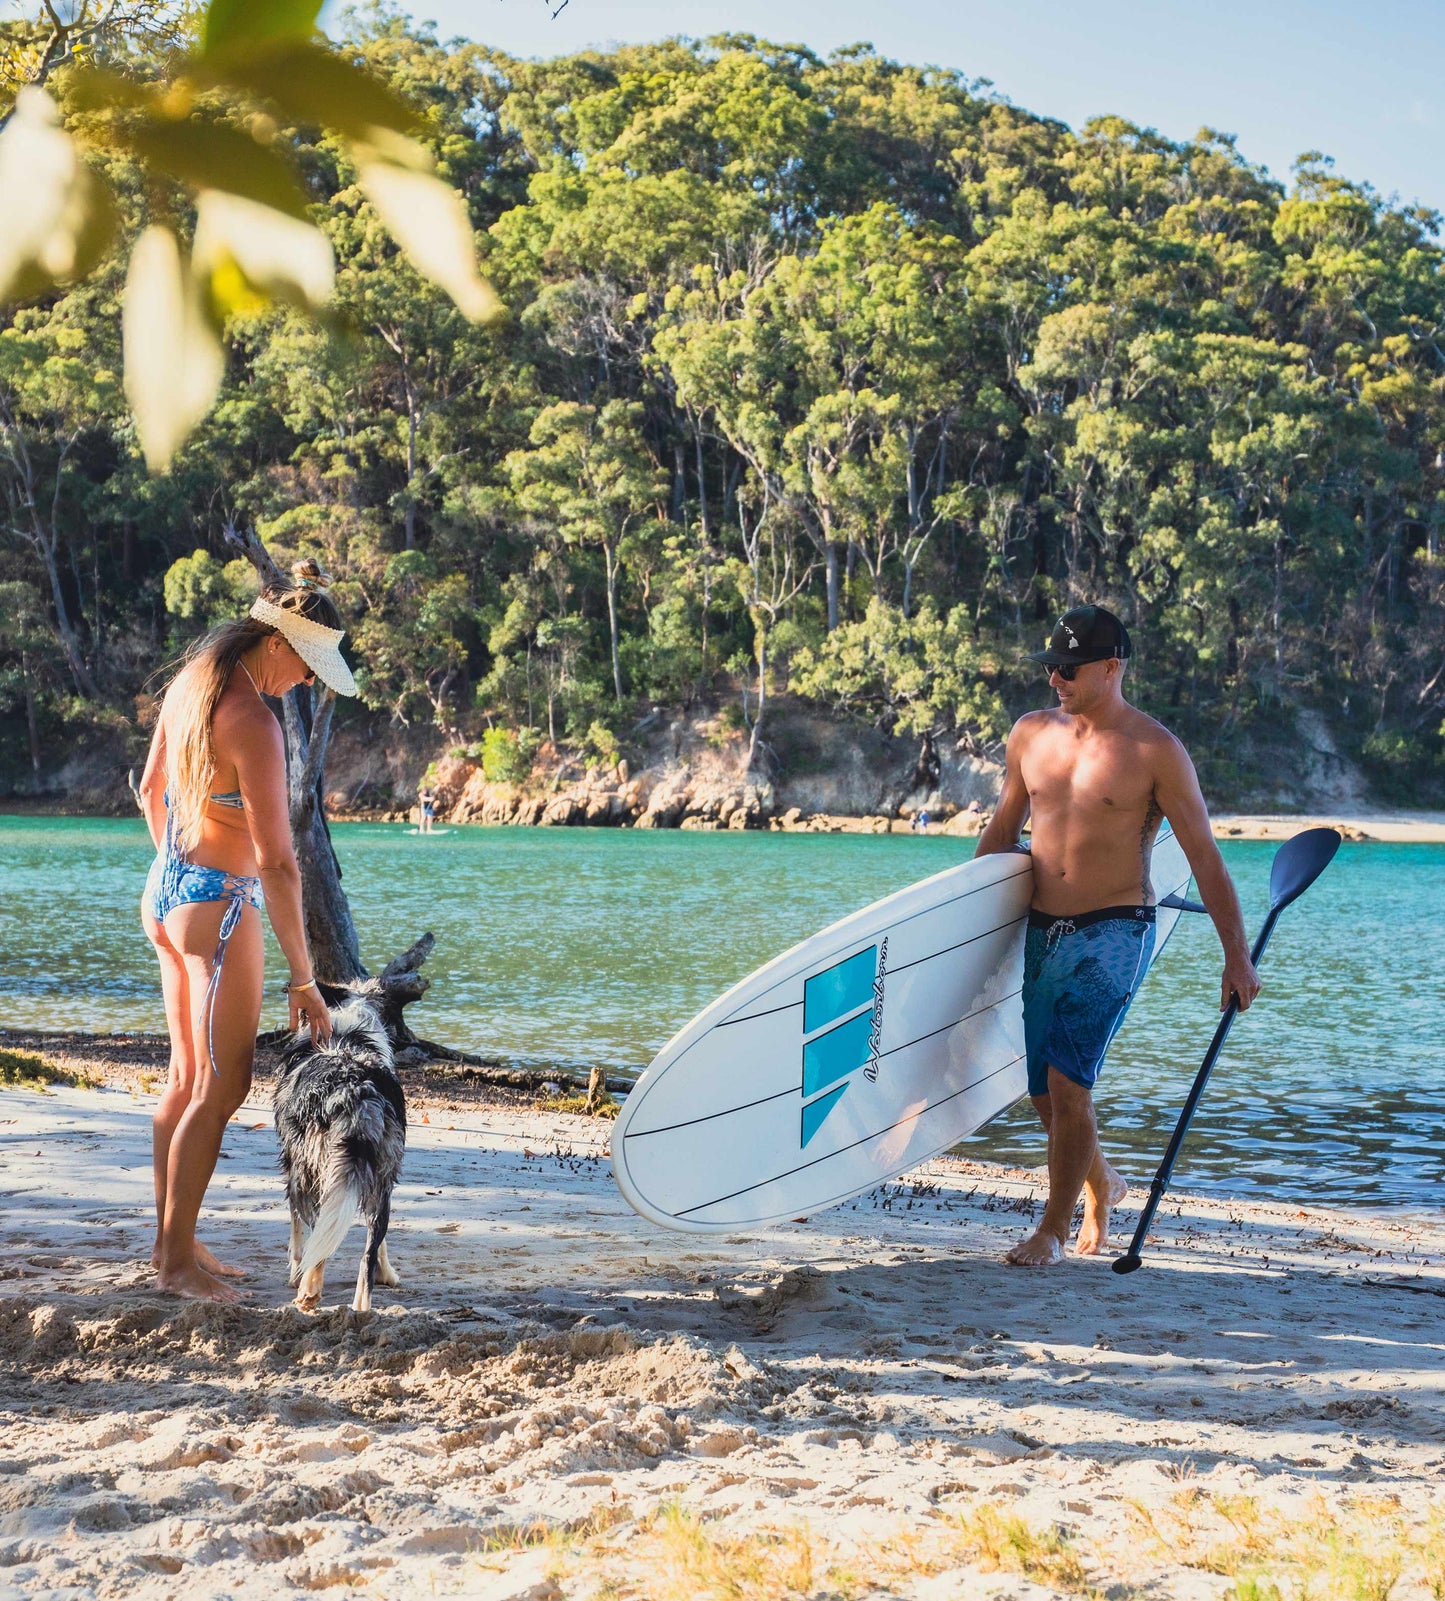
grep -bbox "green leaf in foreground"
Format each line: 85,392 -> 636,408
203,41 -> 426,141
121,116 -> 313,220
123,226 -> 226,472
356,147 -> 500,322
193,188 -> 335,311
202,0 -> 323,60
0,89 -> 116,303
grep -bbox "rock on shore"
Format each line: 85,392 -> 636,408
393,705 -> 1003,836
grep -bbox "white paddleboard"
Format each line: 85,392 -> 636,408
612,827 -> 1192,1232
405,827 -> 452,836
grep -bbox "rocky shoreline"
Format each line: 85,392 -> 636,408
334,748 -> 991,837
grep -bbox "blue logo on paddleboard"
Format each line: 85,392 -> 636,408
800,940 -> 887,1148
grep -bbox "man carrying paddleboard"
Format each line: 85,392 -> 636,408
975,605 -> 1260,1268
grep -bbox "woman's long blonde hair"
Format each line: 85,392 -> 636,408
162,558 -> 342,855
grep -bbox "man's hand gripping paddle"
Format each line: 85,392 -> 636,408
1113,827 -> 1342,1276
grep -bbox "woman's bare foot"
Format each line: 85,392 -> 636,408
155,1260 -> 245,1303
151,1241 -> 246,1279
193,1241 -> 247,1279
1077,1169 -> 1129,1255
1005,1226 -> 1067,1266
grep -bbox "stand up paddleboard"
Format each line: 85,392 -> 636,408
612,826 -> 1192,1232
404,827 -> 452,836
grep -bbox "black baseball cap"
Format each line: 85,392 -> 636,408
1028,605 -> 1132,667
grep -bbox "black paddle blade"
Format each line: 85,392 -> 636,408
1268,827 -> 1342,914
1112,1254 -> 1142,1275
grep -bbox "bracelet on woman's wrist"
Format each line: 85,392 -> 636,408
285,976 -> 317,992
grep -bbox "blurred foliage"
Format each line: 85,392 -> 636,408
1,21 -> 1443,802
478,723 -> 539,785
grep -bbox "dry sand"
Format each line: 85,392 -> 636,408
2,1050 -> 1443,1600
1209,812 -> 1445,843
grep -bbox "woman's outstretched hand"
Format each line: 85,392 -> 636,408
288,980 -> 333,1046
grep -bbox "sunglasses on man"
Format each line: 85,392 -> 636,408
1048,657 -> 1119,682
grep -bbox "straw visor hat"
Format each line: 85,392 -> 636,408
249,596 -> 357,696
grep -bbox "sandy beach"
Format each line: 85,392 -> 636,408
1,1041 -> 1442,1600
1209,813 -> 1445,844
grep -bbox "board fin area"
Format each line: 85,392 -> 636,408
801,1082 -> 850,1147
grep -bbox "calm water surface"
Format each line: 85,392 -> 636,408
1,816 -> 1439,1209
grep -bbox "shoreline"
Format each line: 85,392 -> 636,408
5,800 -> 1445,842
2,1040 -> 1443,1598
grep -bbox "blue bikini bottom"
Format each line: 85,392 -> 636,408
143,851 -> 263,1076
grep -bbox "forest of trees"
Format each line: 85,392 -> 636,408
2,8 -> 1443,802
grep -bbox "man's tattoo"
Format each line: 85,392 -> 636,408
1140,794 -> 1161,901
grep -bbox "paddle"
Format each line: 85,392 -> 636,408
1112,826 -> 1342,1276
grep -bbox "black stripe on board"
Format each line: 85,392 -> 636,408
626,984 -> 1026,1143
715,909 -> 1028,1031
675,1054 -> 1025,1219
623,1083 -> 799,1140
715,863 -> 1032,1029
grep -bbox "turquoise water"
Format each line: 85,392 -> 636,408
1,816 -> 1439,1208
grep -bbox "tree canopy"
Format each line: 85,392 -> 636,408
2,18 -> 1442,801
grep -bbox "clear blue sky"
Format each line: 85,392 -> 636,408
347,0 -> 1445,217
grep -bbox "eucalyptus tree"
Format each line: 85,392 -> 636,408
504,399 -> 666,705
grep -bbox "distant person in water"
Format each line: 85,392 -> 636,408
913,809 -> 930,834
418,783 -> 436,834
137,559 -> 356,1303
974,605 -> 1259,1267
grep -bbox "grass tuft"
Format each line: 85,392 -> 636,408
0,1048 -> 97,1091
539,1090 -> 620,1119
467,1493 -> 1443,1601
951,1504 -> 1103,1596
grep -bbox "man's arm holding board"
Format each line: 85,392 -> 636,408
1152,734 -> 1261,1011
974,716 -> 1036,857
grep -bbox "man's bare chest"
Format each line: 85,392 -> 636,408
1023,735 -> 1156,822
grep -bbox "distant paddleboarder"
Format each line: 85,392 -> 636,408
418,783 -> 436,834
975,605 -> 1260,1267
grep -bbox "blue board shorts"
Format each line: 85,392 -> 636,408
1022,906 -> 1156,1097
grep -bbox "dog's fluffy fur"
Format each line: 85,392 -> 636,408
273,988 -> 407,1312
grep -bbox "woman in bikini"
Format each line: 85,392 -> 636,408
137,559 -> 356,1303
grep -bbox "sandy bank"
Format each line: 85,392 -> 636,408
1211,812 -> 1445,843
2,1048 -> 1442,1600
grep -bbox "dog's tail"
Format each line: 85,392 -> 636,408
292,1177 -> 360,1284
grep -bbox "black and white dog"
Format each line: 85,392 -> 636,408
273,985 -> 407,1313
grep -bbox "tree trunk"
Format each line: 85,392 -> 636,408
283,683 -> 366,983
222,519 -> 435,1011
21,652 -> 40,774
825,542 -> 840,632
746,622 -> 767,773
39,542 -> 96,698
604,538 -> 624,704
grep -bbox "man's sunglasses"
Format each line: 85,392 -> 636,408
1048,657 -> 1115,681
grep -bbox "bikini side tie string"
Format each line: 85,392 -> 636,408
200,882 -> 249,1077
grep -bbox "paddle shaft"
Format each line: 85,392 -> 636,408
1117,903 -> 1284,1266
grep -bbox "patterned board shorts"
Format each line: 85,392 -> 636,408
1022,905 -> 1156,1096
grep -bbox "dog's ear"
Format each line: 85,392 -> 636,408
315,979 -> 350,1009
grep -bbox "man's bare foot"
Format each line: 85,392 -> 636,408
151,1241 -> 246,1279
1077,1169 -> 1129,1255
1005,1227 -> 1067,1267
155,1261 -> 245,1303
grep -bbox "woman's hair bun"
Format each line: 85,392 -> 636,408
291,557 -> 333,593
